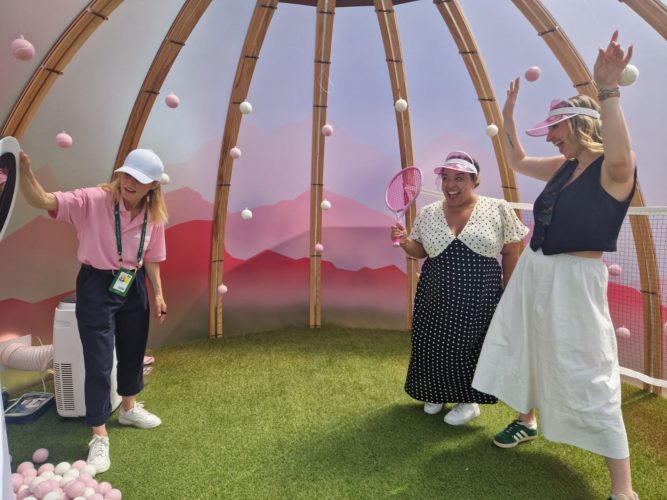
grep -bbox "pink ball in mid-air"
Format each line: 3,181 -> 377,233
615,326 -> 631,338
314,243 -> 324,253
230,147 -> 242,159
11,37 -> 35,61
524,66 -> 541,82
608,264 -> 622,276
165,93 -> 180,108
218,284 -> 228,295
321,124 -> 334,136
55,131 -> 73,148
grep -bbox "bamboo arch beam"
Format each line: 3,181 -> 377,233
620,0 -> 667,41
1,0 -> 122,138
309,0 -> 336,328
112,0 -> 212,173
433,0 -> 519,204
209,0 -> 279,338
374,0 -> 418,328
513,0 -> 663,394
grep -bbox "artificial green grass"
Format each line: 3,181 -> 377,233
7,327 -> 667,499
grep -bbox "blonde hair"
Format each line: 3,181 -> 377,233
565,95 -> 604,154
100,177 -> 168,225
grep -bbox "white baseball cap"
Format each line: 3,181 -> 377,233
116,149 -> 167,184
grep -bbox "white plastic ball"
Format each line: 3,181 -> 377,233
394,98 -> 408,112
314,243 -> 324,253
485,124 -> 499,137
54,462 -> 71,475
165,93 -> 180,108
608,264 -> 622,276
615,326 -> 631,338
43,492 -> 64,500
321,124 -> 334,136
81,464 -> 97,477
241,208 -> 253,220
230,147 -> 242,159
320,200 -> 331,210
55,131 -> 73,148
29,476 -> 46,492
160,173 -> 170,185
39,470 -> 54,480
83,486 -> 96,497
218,284 -> 228,295
239,100 -> 252,114
618,64 -> 638,86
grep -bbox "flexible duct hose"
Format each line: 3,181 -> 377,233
0,343 -> 53,372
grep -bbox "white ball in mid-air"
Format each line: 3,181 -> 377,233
394,99 -> 408,112
618,64 -> 638,86
320,200 -> 331,210
321,124 -> 334,136
615,326 -> 631,338
230,147 -> 242,159
314,243 -> 324,253
239,100 -> 253,114
241,208 -> 253,220
485,124 -> 499,137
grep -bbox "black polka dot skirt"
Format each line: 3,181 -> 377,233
405,239 -> 500,404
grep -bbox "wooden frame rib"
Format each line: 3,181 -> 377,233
374,0 -> 418,328
209,0 -> 279,338
1,0 -> 122,138
513,0 -> 663,394
309,0 -> 336,328
112,0 -> 213,173
433,0 -> 519,204
620,0 -> 667,41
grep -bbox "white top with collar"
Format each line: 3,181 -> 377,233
409,196 -> 529,258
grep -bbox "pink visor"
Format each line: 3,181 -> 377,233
526,99 -> 600,137
433,150 -> 477,175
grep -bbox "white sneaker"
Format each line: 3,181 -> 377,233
423,402 -> 443,414
118,402 -> 162,429
443,403 -> 480,426
87,435 -> 110,474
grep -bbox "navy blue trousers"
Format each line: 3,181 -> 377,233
75,265 -> 149,427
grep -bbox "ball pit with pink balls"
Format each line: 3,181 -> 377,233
10,448 -> 123,499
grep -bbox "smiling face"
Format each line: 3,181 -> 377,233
119,173 -> 155,209
546,120 -> 584,159
440,170 -> 476,208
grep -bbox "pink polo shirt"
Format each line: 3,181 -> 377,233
50,187 -> 166,270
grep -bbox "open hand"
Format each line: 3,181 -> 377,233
594,31 -> 633,88
502,77 -> 520,122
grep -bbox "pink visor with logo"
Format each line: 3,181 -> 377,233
433,150 -> 477,175
526,99 -> 600,137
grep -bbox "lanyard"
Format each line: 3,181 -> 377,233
114,201 -> 148,269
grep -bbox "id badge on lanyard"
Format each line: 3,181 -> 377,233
110,201 -> 147,297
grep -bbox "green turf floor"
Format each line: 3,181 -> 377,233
7,327 -> 667,499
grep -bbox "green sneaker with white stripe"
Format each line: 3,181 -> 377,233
493,419 -> 538,448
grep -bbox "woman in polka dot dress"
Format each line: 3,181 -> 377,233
391,151 -> 528,425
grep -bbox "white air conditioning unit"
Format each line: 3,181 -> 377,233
53,297 -> 121,417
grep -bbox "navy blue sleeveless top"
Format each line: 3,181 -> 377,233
530,156 -> 636,255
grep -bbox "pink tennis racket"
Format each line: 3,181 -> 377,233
385,166 -> 422,247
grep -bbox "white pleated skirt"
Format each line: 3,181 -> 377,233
472,248 -> 629,459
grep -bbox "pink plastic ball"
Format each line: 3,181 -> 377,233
22,469 -> 37,483
106,488 -> 123,499
37,462 -> 54,474
89,494 -> 105,500
615,326 -> 631,338
72,460 -> 87,471
218,284 -> 228,295
55,131 -> 73,148
165,93 -> 180,108
314,243 -> 324,253
321,124 -> 334,136
230,147 -> 242,159
34,479 -> 56,498
17,487 -> 32,500
65,479 -> 86,498
17,462 -> 35,475
524,66 -> 541,82
11,473 -> 23,492
11,37 -> 35,61
96,482 -> 112,495
608,264 -> 622,276
663,322 -> 667,336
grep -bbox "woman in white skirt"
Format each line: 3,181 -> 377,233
472,32 -> 638,500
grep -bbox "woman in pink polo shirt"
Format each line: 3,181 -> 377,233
19,148 -> 168,474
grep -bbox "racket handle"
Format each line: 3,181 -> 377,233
392,236 -> 401,247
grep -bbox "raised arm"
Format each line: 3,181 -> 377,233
19,151 -> 58,212
595,31 -> 636,196
501,77 -> 563,182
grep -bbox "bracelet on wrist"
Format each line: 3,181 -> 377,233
597,86 -> 620,101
